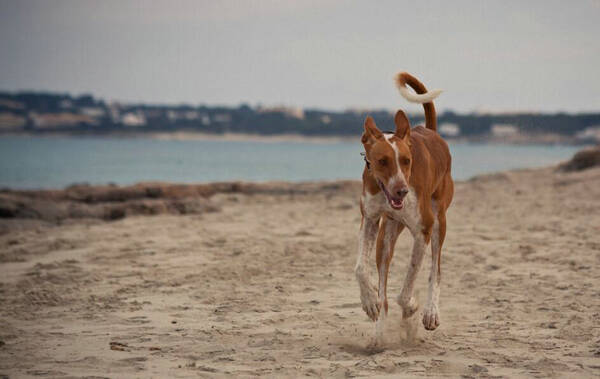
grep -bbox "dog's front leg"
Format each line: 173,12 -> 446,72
375,218 -> 403,341
354,215 -> 380,321
397,232 -> 428,319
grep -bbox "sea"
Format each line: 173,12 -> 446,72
0,135 -> 582,189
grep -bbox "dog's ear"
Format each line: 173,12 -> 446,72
361,116 -> 383,145
394,110 -> 411,141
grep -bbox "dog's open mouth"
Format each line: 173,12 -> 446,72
377,180 -> 404,210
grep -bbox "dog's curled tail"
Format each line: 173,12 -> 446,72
395,72 -> 442,132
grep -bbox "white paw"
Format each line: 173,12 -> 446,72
422,305 -> 440,331
359,284 -> 380,322
397,295 -> 419,319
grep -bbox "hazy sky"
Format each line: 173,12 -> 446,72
1,0 -> 599,113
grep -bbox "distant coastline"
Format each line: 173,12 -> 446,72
1,91 -> 600,145
0,129 -> 590,146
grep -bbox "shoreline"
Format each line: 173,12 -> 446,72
0,163 -> 574,193
0,159 -> 583,225
0,165 -> 557,193
0,130 -> 590,146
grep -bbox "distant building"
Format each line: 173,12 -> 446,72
30,112 -> 98,128
200,114 -> 210,125
320,115 -> 331,125
213,113 -> 231,123
258,106 -> 305,119
107,102 -> 121,123
286,107 -> 305,120
166,110 -> 197,121
184,110 -> 199,120
491,124 -> 519,137
166,110 -> 178,122
345,107 -> 371,115
80,106 -> 106,118
121,112 -> 146,127
0,112 -> 26,130
59,99 -> 73,109
0,98 -> 25,110
575,126 -> 600,143
439,123 -> 460,137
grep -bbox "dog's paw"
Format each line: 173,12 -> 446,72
359,284 -> 380,322
397,295 -> 419,319
422,305 -> 440,331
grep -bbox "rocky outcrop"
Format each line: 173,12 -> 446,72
0,180 -> 360,222
559,145 -> 600,172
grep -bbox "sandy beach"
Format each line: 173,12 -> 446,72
1,163 -> 599,378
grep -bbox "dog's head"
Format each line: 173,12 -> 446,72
361,110 -> 412,210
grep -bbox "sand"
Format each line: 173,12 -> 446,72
1,165 -> 599,378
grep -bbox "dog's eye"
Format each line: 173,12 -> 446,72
402,158 -> 411,165
378,158 -> 387,166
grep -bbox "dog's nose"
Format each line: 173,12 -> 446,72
397,188 -> 409,199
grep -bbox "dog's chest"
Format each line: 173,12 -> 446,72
363,189 -> 421,232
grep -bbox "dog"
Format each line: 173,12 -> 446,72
354,72 -> 453,338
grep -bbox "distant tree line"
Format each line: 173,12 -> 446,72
1,91 -> 599,137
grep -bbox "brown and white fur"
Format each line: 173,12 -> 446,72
354,72 -> 454,339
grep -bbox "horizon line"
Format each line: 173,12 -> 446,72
1,88 -> 599,116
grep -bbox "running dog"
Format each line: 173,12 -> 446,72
354,72 -> 453,337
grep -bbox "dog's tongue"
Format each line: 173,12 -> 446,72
390,198 -> 403,209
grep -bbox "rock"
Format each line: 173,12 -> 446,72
0,194 -> 19,217
0,180 -> 359,222
559,146 -> 600,172
103,206 -> 126,221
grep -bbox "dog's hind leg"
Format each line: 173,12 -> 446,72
423,201 -> 446,330
375,218 -> 404,340
423,175 -> 453,330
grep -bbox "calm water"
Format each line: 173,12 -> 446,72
0,135 -> 580,189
